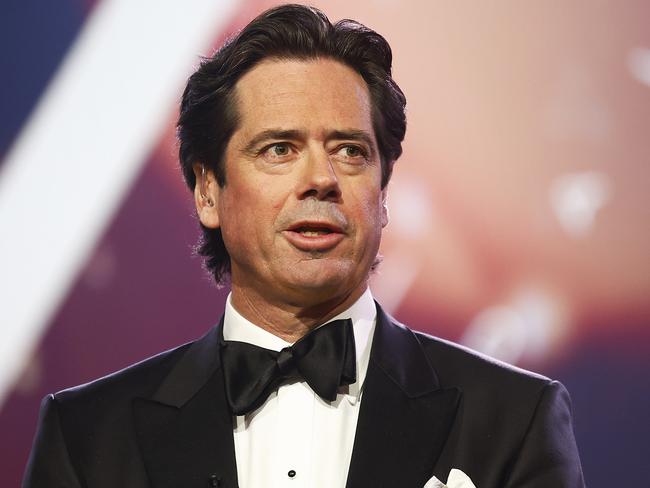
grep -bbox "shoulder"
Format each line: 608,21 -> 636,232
409,327 -> 564,414
414,329 -> 550,387
52,340 -> 193,412
411,327 -> 577,447
30,340 -> 199,464
373,306 -> 559,406
392,325 -> 584,484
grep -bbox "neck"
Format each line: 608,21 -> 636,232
229,282 -> 368,343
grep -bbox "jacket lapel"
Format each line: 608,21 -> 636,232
346,305 -> 461,488
132,321 -> 239,488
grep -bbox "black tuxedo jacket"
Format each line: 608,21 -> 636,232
23,304 -> 585,487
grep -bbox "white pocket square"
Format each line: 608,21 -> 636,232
422,468 -> 477,488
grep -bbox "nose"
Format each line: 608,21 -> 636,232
297,147 -> 341,201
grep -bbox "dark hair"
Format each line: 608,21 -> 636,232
177,4 -> 406,284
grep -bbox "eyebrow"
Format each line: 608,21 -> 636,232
242,128 -> 377,158
242,129 -> 305,155
328,130 -> 377,158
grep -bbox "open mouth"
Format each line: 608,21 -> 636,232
283,221 -> 345,251
293,226 -> 335,237
287,221 -> 343,236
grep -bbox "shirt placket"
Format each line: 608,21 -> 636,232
276,382 -> 314,488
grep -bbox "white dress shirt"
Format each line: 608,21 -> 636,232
222,288 -> 377,488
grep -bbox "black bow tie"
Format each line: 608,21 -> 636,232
220,319 -> 357,416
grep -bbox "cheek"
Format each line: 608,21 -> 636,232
220,182 -> 286,243
351,190 -> 386,237
358,186 -> 385,217
271,199 -> 284,212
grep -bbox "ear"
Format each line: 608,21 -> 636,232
192,164 -> 220,229
380,188 -> 389,228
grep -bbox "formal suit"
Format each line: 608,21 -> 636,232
23,303 -> 585,487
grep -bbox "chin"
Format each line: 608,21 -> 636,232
280,258 -> 364,296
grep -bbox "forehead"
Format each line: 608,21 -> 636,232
232,57 -> 373,135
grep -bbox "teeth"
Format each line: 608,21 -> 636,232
301,230 -> 326,236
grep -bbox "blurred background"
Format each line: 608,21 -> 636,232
1,0 -> 649,485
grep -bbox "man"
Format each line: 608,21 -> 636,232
24,5 -> 585,487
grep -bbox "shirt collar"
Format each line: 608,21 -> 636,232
223,288 -> 376,405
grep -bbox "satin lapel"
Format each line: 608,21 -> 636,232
346,305 -> 461,488
133,321 -> 238,488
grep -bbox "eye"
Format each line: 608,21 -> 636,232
260,142 -> 294,161
270,143 -> 290,156
335,144 -> 368,162
344,146 -> 363,157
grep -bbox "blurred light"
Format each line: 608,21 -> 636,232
371,253 -> 420,314
0,0 -> 239,407
81,243 -> 118,291
388,176 -> 435,239
627,47 -> 650,87
549,171 -> 611,238
371,177 -> 436,312
462,306 -> 528,364
543,66 -> 611,142
544,63 -> 613,141
462,286 -> 568,365
12,352 -> 43,396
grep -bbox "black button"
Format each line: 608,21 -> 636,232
288,470 -> 296,478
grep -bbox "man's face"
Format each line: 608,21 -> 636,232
203,58 -> 388,307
